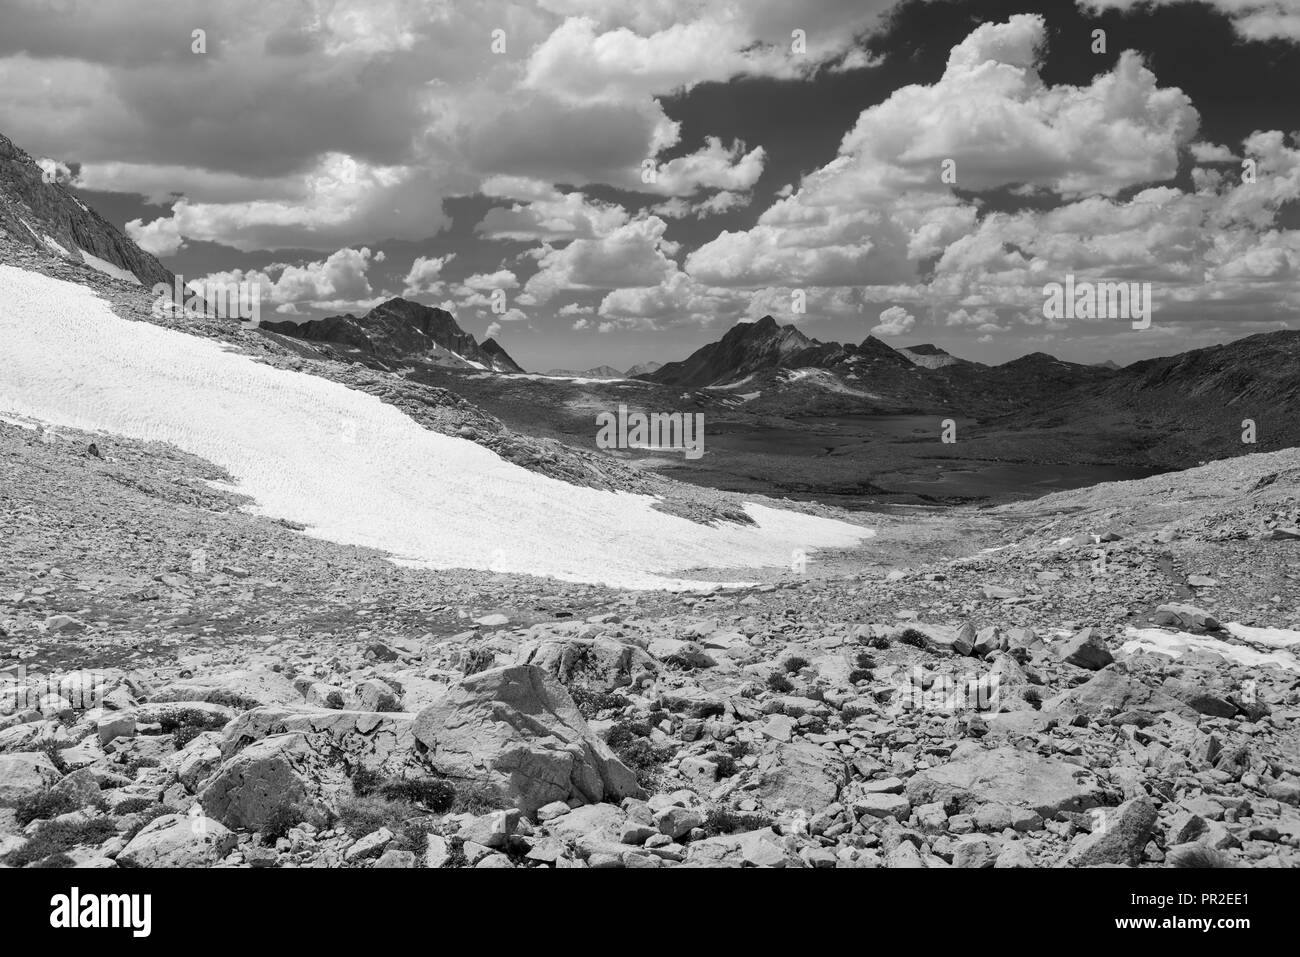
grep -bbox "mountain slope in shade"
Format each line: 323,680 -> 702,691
262,297 -> 499,369
480,337 -> 525,374
0,130 -> 173,287
898,343 -> 969,369
646,315 -> 815,389
1033,330 -> 1300,458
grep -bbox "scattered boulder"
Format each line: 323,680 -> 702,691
411,665 -> 643,816
905,747 -> 1105,818
117,813 -> 236,867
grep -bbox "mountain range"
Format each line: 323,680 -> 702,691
261,298 -> 524,374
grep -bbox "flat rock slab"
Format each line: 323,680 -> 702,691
753,742 -> 847,814
905,747 -> 1105,818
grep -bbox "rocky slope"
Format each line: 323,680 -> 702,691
261,297 -> 525,374
0,132 -> 172,288
1,415 -> 1298,869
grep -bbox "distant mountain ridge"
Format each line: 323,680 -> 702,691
261,297 -> 525,373
0,130 -> 173,287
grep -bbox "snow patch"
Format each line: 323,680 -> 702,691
1121,626 -> 1300,672
0,265 -> 872,589
78,249 -> 142,285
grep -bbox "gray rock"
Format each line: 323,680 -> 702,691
412,665 -> 643,816
117,813 -> 235,867
1065,797 -> 1158,867
1056,627 -> 1114,670
0,751 -> 61,806
199,732 -> 317,830
906,747 -> 1105,818
753,742 -> 846,814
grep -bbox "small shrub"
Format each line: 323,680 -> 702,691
170,726 -> 205,750
783,656 -> 810,674
391,818 -> 431,857
855,651 -> 878,669
37,741 -> 69,774
604,719 -> 654,751
614,738 -> 673,791
14,790 -> 80,826
2,817 -> 118,868
702,808 -> 774,835
848,668 -> 873,684
32,852 -> 76,868
569,686 -> 630,719
869,635 -> 892,650
449,781 -> 509,815
350,765 -> 382,797
898,628 -> 929,649
1170,845 -> 1235,868
261,801 -> 313,843
766,673 -> 794,694
709,752 -> 739,778
461,648 -> 496,676
112,797 -> 157,816
379,777 -> 455,812
337,795 -> 414,840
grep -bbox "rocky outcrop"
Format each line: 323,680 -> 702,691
412,665 -> 643,815
0,130 -> 173,286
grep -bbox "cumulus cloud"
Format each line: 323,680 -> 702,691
403,253 -> 455,296
191,246 -> 381,311
871,305 -> 915,336
523,216 -> 680,303
1080,1 -> 1300,42
687,15 -> 1198,292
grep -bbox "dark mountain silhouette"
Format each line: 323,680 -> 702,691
262,297 -> 525,373
0,130 -> 173,286
480,337 -> 525,374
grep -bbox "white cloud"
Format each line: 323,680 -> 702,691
1080,1 -> 1300,42
523,216 -> 680,303
403,254 -> 455,296
871,305 -> 915,336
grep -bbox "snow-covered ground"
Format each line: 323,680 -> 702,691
78,249 -> 141,285
1122,626 -> 1300,673
0,266 -> 872,589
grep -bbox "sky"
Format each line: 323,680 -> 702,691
1,0 -> 1298,372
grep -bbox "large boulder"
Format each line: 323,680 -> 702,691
148,669 -> 300,710
1044,663 -> 1197,722
412,665 -> 643,816
0,751 -> 63,806
1064,797 -> 1158,867
518,636 -> 657,693
753,742 -> 847,814
1055,628 -> 1115,670
686,827 -> 802,868
905,747 -> 1106,818
199,732 -> 319,830
117,812 -> 236,867
220,707 -> 414,768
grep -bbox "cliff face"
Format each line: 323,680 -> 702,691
0,130 -> 174,287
